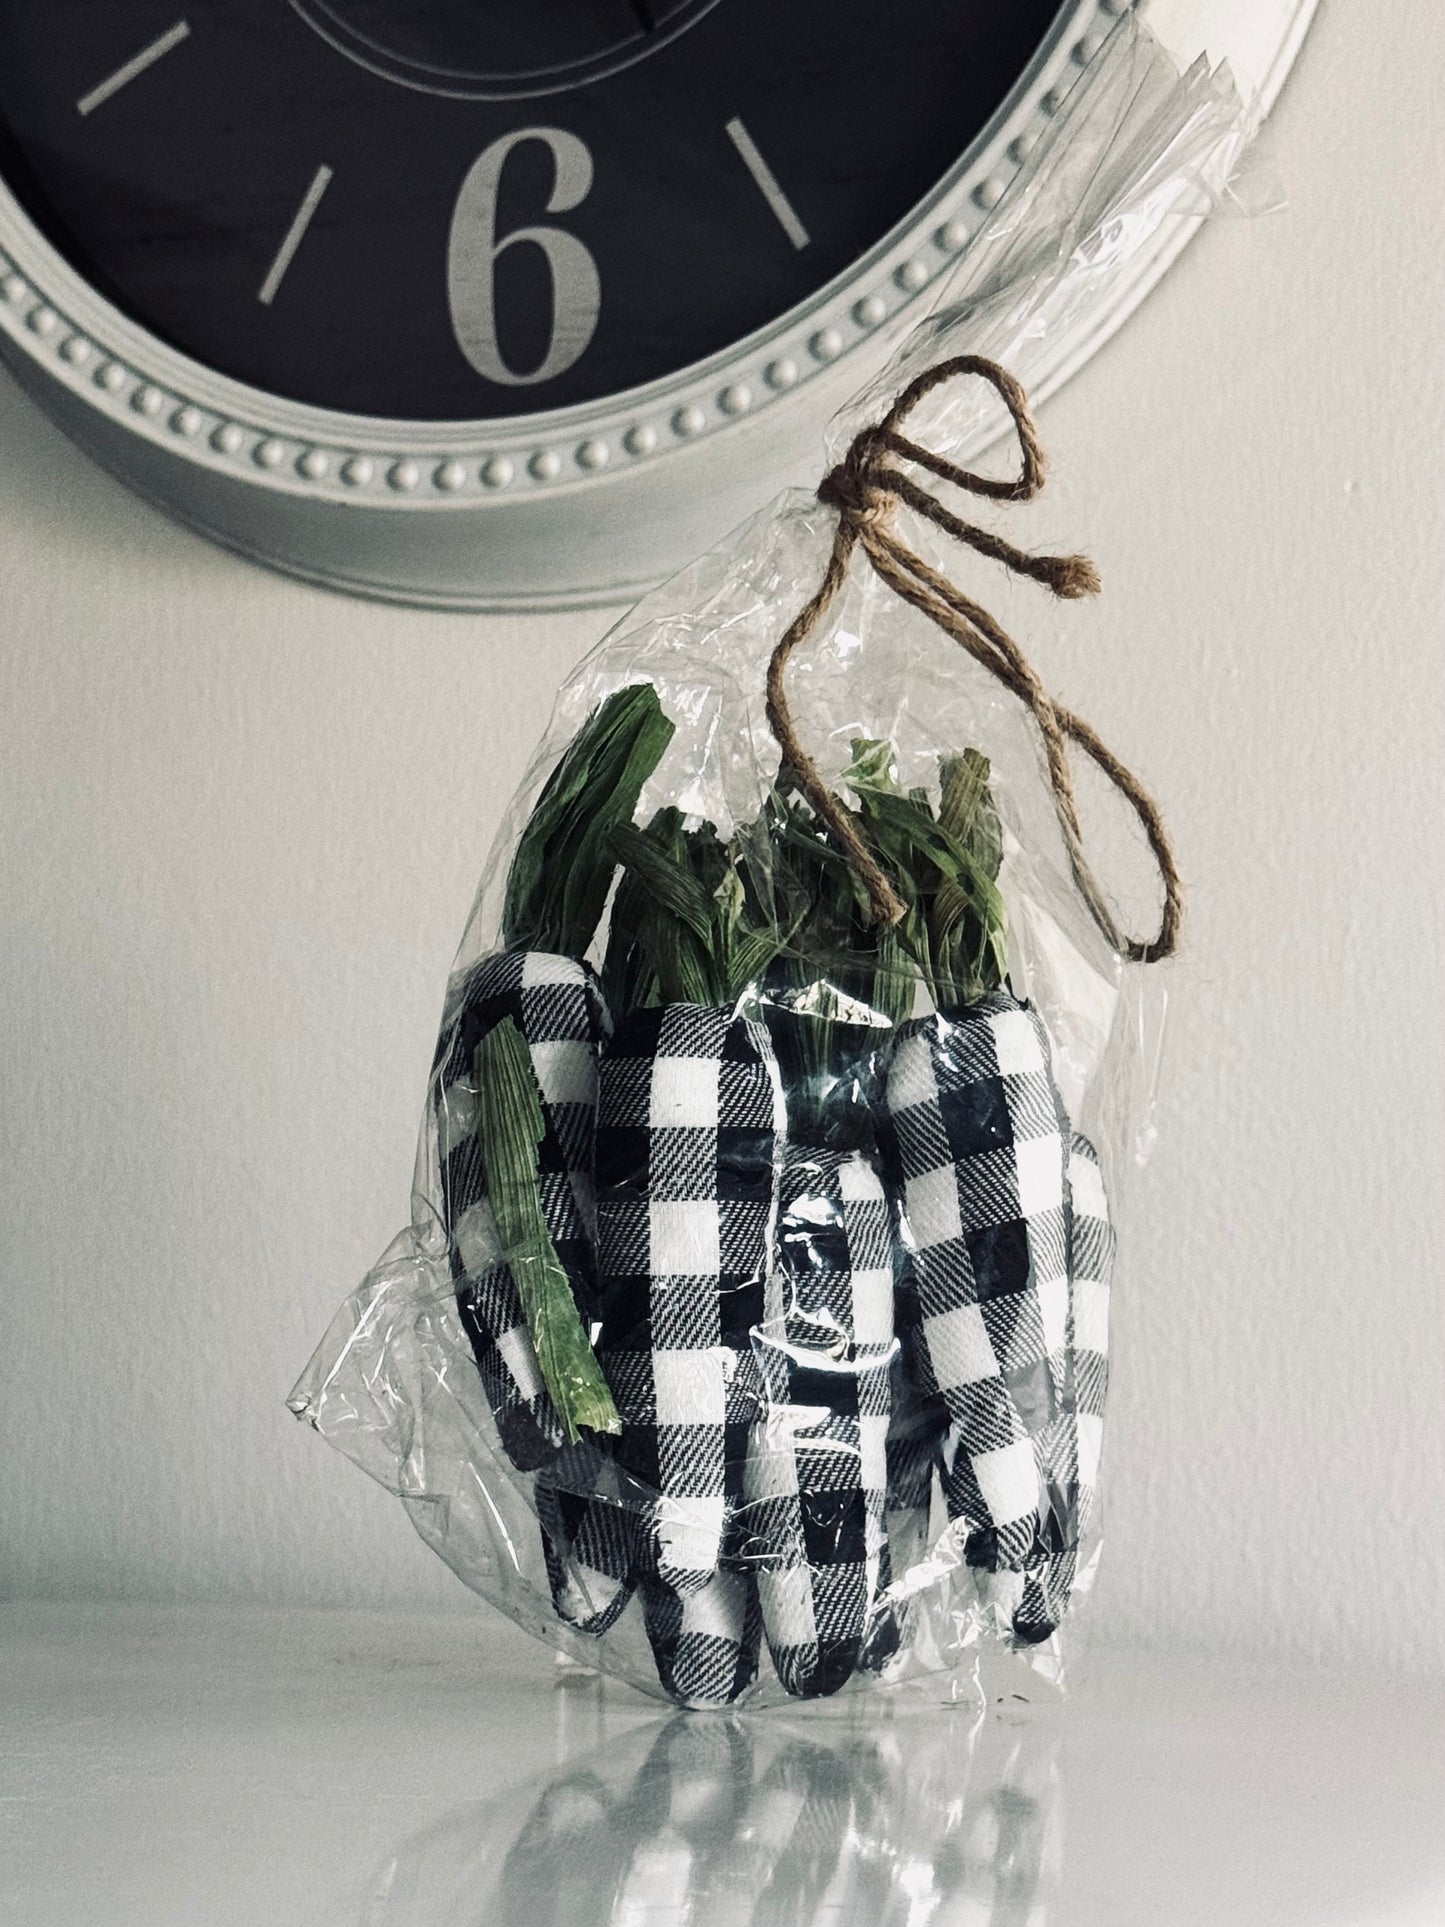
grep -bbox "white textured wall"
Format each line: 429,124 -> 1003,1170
2,0 -> 1442,1677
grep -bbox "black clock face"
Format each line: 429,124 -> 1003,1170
0,2 -> 1069,421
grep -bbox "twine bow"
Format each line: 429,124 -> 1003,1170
766,355 -> 1183,963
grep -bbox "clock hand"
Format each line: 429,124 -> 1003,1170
628,0 -> 658,31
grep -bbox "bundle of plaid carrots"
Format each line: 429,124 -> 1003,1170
433,684 -> 1113,1707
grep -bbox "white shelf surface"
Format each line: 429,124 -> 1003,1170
2,1602 -> 1441,1927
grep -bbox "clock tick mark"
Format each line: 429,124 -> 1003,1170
77,21 -> 191,117
259,165 -> 334,307
725,118 -> 810,253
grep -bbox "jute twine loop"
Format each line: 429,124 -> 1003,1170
765,354 -> 1183,964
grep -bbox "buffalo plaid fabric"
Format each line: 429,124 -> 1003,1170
739,1147 -> 898,1698
536,1439 -> 642,1638
431,950 -> 610,1472
979,1129 -> 1116,1643
885,991 -> 1071,1575
1068,1131 -> 1114,1537
638,1567 -> 763,1708
884,1249 -> 949,1583
594,1002 -> 785,1597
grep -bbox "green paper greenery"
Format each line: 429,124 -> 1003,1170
752,741 -> 1010,1143
478,678 -> 1012,1421
473,1017 -> 621,1444
602,808 -> 794,1012
473,683 -> 674,1445
841,739 -> 1010,1010
503,681 -> 676,956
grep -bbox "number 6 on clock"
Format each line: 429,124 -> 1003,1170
448,128 -> 601,389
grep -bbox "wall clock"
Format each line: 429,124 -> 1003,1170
0,1 -> 1316,611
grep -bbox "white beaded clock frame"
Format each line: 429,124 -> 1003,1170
0,6 -> 1113,544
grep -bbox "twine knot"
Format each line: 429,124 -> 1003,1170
766,355 -> 1182,964
817,432 -> 885,520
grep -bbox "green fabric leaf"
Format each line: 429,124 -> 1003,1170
473,1018 -> 621,1444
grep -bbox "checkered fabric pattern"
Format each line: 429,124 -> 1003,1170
979,1541 -> 1079,1647
739,1147 -> 899,1698
978,1129 -> 1116,1643
638,1566 -> 763,1708
431,950 -> 610,1472
1068,1130 -> 1114,1538
884,1250 -> 950,1582
536,1439 -> 642,1638
885,990 -> 1071,1575
594,1002 -> 786,1597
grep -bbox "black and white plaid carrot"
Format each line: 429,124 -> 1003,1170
432,949 -> 613,1472
594,1001 -> 786,1605
973,1129 -> 1115,1642
535,1437 -> 642,1638
885,989 -> 1075,1589
434,956 -> 644,1639
428,685 -> 676,1476
637,1566 -> 764,1708
884,1244 -> 950,1584
739,1146 -> 899,1697
1067,1130 -> 1114,1538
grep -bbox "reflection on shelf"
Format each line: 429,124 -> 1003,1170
356,1667 -> 1061,1926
